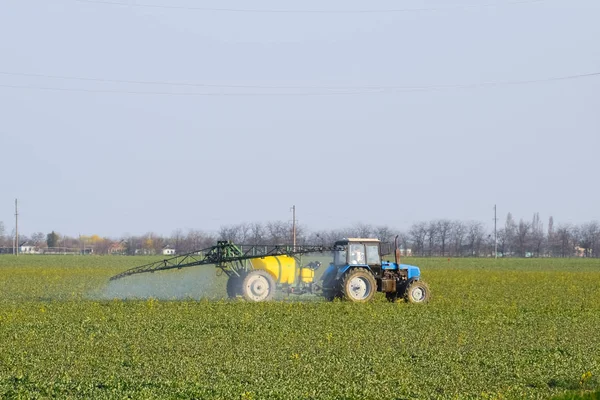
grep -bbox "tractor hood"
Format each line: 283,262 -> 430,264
400,264 -> 421,279
382,261 -> 421,279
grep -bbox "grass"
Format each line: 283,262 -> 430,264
552,390 -> 600,400
0,255 -> 599,399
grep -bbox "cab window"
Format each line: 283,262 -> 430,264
349,244 -> 365,265
333,247 -> 347,266
366,244 -> 381,265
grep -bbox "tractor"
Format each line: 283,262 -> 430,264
110,237 -> 430,303
320,238 -> 430,303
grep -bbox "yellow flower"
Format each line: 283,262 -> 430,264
580,371 -> 592,387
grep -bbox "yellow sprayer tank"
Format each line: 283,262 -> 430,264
299,268 -> 314,283
250,256 -> 296,284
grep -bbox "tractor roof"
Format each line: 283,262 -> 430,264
342,238 -> 381,242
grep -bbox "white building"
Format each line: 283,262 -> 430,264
162,246 -> 176,256
19,242 -> 40,254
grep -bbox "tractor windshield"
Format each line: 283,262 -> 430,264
333,247 -> 347,266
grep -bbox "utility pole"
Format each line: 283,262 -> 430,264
494,204 -> 497,259
15,199 -> 19,256
290,205 -> 296,251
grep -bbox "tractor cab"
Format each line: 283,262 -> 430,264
333,238 -> 383,268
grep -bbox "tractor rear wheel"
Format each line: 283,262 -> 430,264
241,270 -> 276,302
226,275 -> 242,298
404,280 -> 431,304
341,269 -> 377,302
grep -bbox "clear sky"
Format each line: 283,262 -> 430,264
1,0 -> 599,238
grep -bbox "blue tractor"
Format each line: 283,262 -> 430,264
320,237 -> 430,303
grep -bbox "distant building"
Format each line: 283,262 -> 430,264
400,248 -> 412,256
134,248 -> 155,255
19,242 -> 40,254
109,240 -> 127,255
162,246 -> 175,256
574,246 -> 590,257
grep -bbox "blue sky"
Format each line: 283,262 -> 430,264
1,0 -> 599,237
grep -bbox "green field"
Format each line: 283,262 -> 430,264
1,256 -> 599,399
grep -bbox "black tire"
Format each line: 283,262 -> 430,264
385,292 -> 398,302
341,269 -> 377,303
386,280 -> 409,303
226,276 -> 242,298
241,270 -> 276,302
404,280 -> 431,304
322,289 -> 341,302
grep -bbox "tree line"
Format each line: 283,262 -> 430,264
0,213 -> 598,257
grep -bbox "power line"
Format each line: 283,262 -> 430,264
73,0 -> 545,14
0,83 -> 396,96
0,71 -> 599,96
0,70 -> 428,90
0,84 -> 398,96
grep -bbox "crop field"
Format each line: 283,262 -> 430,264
1,255 -> 599,399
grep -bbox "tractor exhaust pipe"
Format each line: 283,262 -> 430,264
394,235 -> 401,265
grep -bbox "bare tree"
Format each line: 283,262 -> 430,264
505,213 -> 517,256
530,212 -> 545,257
17,234 -> 30,246
515,220 -> 531,257
123,235 -> 139,255
218,225 -> 243,243
450,221 -> 467,256
31,232 -> 46,247
397,232 -> 411,256
266,221 -> 291,243
94,238 -> 114,255
172,229 -> 184,253
483,234 -> 496,257
409,222 -> 427,256
373,225 -> 395,243
426,221 -> 438,256
496,228 -> 507,256
306,230 -> 329,245
579,221 -> 600,257
547,216 -> 556,256
466,221 -> 485,256
249,222 -> 266,245
239,223 -> 252,243
171,229 -> 214,253
13,214 -> 600,259
294,223 -> 309,245
437,219 -> 452,256
348,223 -> 373,238
592,221 -> 600,258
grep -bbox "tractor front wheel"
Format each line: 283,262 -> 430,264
404,280 -> 431,304
241,270 -> 276,302
341,269 -> 377,302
